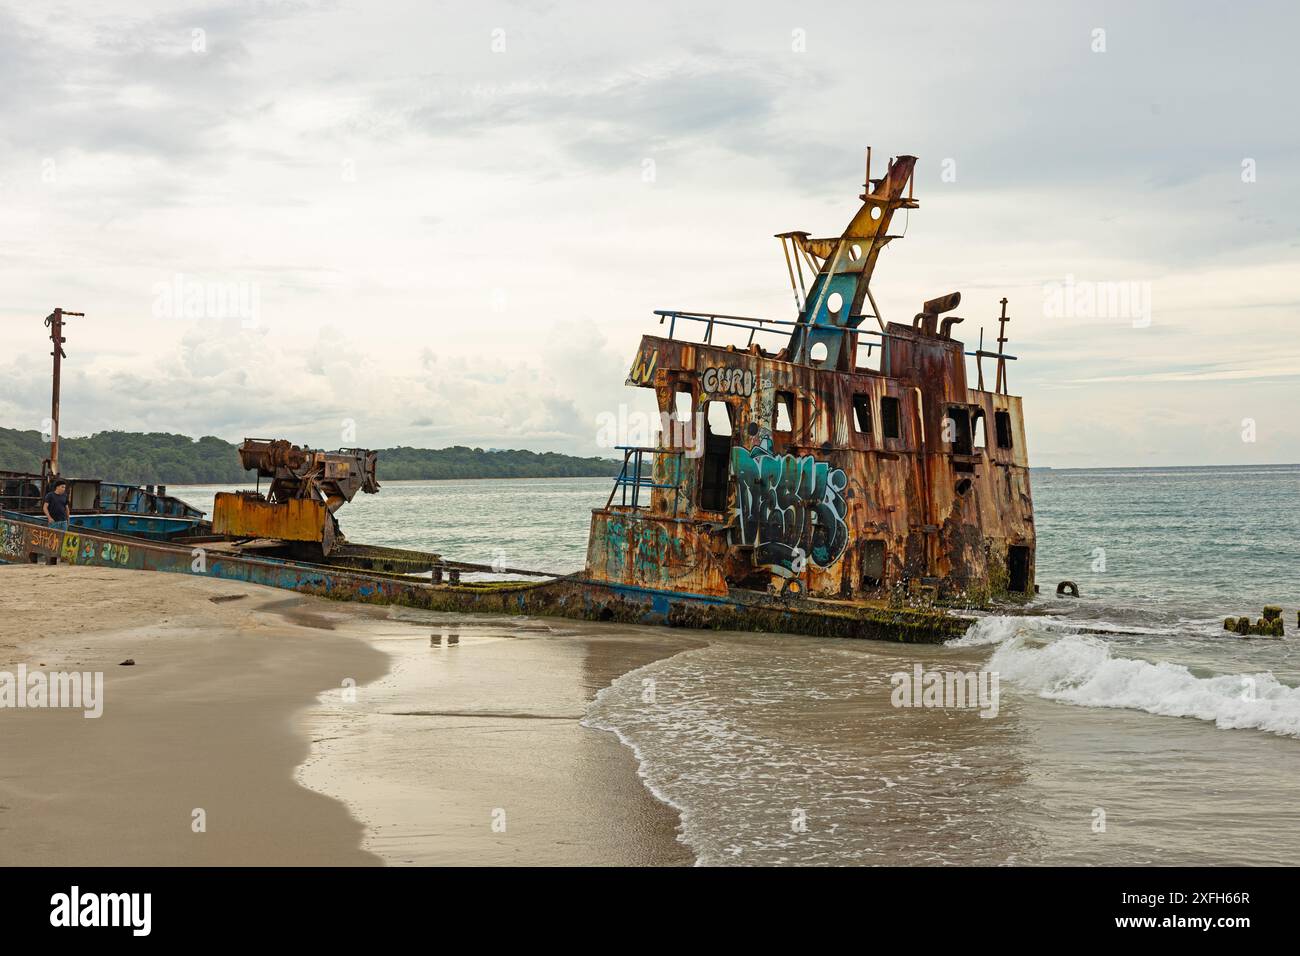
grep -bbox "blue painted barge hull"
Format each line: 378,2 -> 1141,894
65,512 -> 204,540
0,513 -> 969,644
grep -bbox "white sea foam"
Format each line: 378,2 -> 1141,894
582,640 -> 1040,865
989,633 -> 1300,739
948,614 -> 1184,649
581,656 -> 699,853
947,615 -> 1035,647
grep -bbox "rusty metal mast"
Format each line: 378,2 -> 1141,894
43,307 -> 84,476
994,297 -> 1010,394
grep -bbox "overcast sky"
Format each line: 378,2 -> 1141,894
1,0 -> 1296,467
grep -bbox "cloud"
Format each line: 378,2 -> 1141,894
376,52 -> 805,179
0,319 -> 626,454
0,0 -> 1297,467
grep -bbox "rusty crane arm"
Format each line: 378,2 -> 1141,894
213,439 -> 379,555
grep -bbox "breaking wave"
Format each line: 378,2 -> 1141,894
948,614 -> 1185,649
946,615 -> 1034,647
987,632 -> 1300,739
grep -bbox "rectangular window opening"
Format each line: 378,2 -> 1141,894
775,392 -> 794,433
946,406 -> 973,455
852,394 -> 873,434
700,400 -> 733,512
861,540 -> 885,589
995,410 -> 1013,449
881,395 -> 901,440
706,400 -> 733,437
1007,545 -> 1031,593
673,386 -> 693,423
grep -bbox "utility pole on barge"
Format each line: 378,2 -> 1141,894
43,307 -> 84,477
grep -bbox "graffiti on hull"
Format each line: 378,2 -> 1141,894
0,521 -> 23,558
700,365 -> 755,398
0,522 -> 132,566
730,447 -> 849,575
627,347 -> 659,386
601,514 -> 690,587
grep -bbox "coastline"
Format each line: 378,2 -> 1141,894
298,611 -> 703,866
0,565 -> 391,865
0,565 -> 698,866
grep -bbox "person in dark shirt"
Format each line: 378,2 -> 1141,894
42,481 -> 70,529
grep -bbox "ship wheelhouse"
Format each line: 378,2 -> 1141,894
585,152 -> 1035,604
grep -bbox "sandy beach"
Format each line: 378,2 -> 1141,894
0,565 -> 694,866
11,555 -> 1298,868
298,612 -> 701,865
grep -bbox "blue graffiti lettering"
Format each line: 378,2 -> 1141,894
729,446 -> 849,574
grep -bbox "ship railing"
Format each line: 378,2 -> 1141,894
655,309 -> 895,370
653,309 -> 891,348
652,309 -> 1016,382
0,488 -> 44,512
606,445 -> 686,516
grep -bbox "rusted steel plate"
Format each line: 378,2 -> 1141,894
585,510 -> 728,596
212,492 -> 328,543
590,323 -> 1035,603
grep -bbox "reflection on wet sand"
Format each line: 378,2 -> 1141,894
298,613 -> 703,866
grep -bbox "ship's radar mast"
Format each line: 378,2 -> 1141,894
777,148 -> 917,368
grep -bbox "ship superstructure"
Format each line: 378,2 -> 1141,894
585,151 -> 1035,604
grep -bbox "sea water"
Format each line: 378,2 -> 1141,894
179,465 -> 1300,864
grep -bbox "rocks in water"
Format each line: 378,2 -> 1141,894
1223,609 -> 1285,637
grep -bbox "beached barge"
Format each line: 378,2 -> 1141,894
2,151 -> 1033,644
1,468 -> 205,540
0,515 -> 969,642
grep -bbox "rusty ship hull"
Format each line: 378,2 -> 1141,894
0,512 -> 970,643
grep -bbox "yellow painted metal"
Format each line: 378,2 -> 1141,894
212,492 -> 327,543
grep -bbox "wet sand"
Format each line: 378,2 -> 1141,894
0,565 -> 694,866
298,612 -> 702,865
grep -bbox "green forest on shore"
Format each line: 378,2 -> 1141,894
0,428 -> 622,484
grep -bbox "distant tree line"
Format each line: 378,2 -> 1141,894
0,428 -> 622,484
0,429 -> 247,484
378,445 -> 622,480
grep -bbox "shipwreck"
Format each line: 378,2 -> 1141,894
1,150 -> 1034,643
588,150 -> 1035,605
